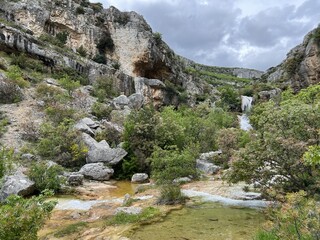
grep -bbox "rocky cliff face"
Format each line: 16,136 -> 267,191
0,0 -> 263,106
264,27 -> 320,91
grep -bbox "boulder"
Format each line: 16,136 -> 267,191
199,151 -> 222,161
173,177 -> 192,184
115,206 -> 142,215
20,153 -> 35,161
82,133 -> 127,165
131,173 -> 149,183
196,160 -> 220,175
0,170 -> 35,201
79,163 -> 114,181
67,173 -> 84,186
113,95 -> 130,109
75,122 -> 95,136
128,93 -> 144,109
81,117 -> 99,129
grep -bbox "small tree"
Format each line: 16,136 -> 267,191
0,191 -> 56,240
58,75 -> 81,96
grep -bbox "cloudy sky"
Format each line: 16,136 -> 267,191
91,0 -> 320,71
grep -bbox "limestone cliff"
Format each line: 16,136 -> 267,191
264,27 -> 320,91
0,0 -> 262,106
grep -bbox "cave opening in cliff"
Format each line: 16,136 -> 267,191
134,60 -> 171,80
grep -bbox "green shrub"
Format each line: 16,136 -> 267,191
0,113 -> 9,137
55,31 -> 69,46
0,78 -> 22,103
96,32 -> 114,53
45,104 -> 75,124
216,86 -> 240,111
91,102 -> 112,120
150,147 -> 197,184
58,75 -> 81,96
36,83 -> 67,105
52,67 -> 88,85
92,76 -> 119,101
106,207 -> 160,225
76,45 -> 87,57
92,54 -> 106,64
153,32 -> 162,45
28,162 -> 65,193
312,26 -> 320,46
255,191 -> 320,240
284,54 -> 303,77
157,184 -> 186,205
6,65 -> 29,88
76,6 -> 85,15
90,2 -> 103,13
0,191 -> 56,240
37,119 -> 87,167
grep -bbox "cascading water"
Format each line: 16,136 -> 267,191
239,96 -> 253,131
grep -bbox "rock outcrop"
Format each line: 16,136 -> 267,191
79,162 -> 114,181
0,169 -> 35,201
82,133 -> 127,165
131,173 -> 149,183
264,28 -> 320,91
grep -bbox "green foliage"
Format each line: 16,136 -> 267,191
11,53 -> 48,73
153,32 -> 162,45
37,119 -> 87,167
6,65 -> 29,88
90,2 -> 103,13
92,76 -> 119,101
303,145 -> 320,167
55,31 -> 69,46
0,191 -> 56,240
0,147 -> 15,179
91,102 -> 112,120
284,53 -> 303,77
150,147 -> 198,184
255,191 -> 320,240
106,207 -> 160,225
76,6 -> 85,15
76,45 -> 87,57
96,32 -> 114,53
229,84 -> 320,196
217,86 -> 241,111
58,75 -> 81,96
54,222 -> 88,238
36,83 -> 67,106
52,67 -> 88,85
45,104 -> 75,124
92,54 -> 106,64
121,104 -> 234,178
157,184 -> 186,205
0,78 -> 22,103
28,162 -> 65,193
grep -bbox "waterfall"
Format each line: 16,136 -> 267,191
239,96 -> 253,131
241,96 -> 253,112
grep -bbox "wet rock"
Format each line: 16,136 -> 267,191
115,206 -> 142,215
79,163 -> 114,181
0,169 -> 35,201
131,173 -> 149,183
196,160 -> 220,175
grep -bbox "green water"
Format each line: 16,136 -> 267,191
129,203 -> 265,240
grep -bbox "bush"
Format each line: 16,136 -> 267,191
92,76 -> 119,101
36,83 -> 67,106
76,45 -> 87,57
0,191 -> 56,240
0,112 -> 9,137
0,78 -> 22,103
58,75 -> 81,96
157,184 -> 186,205
55,31 -> 69,46
45,104 -> 75,124
150,147 -> 198,184
37,119 -> 87,167
91,102 -> 112,120
92,54 -> 106,64
96,32 -> 114,53
28,162 -> 65,193
76,6 -> 85,15
6,65 -> 29,88
255,191 -> 320,240
153,32 -> 162,45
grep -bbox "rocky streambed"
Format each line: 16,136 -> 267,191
39,178 -> 267,240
